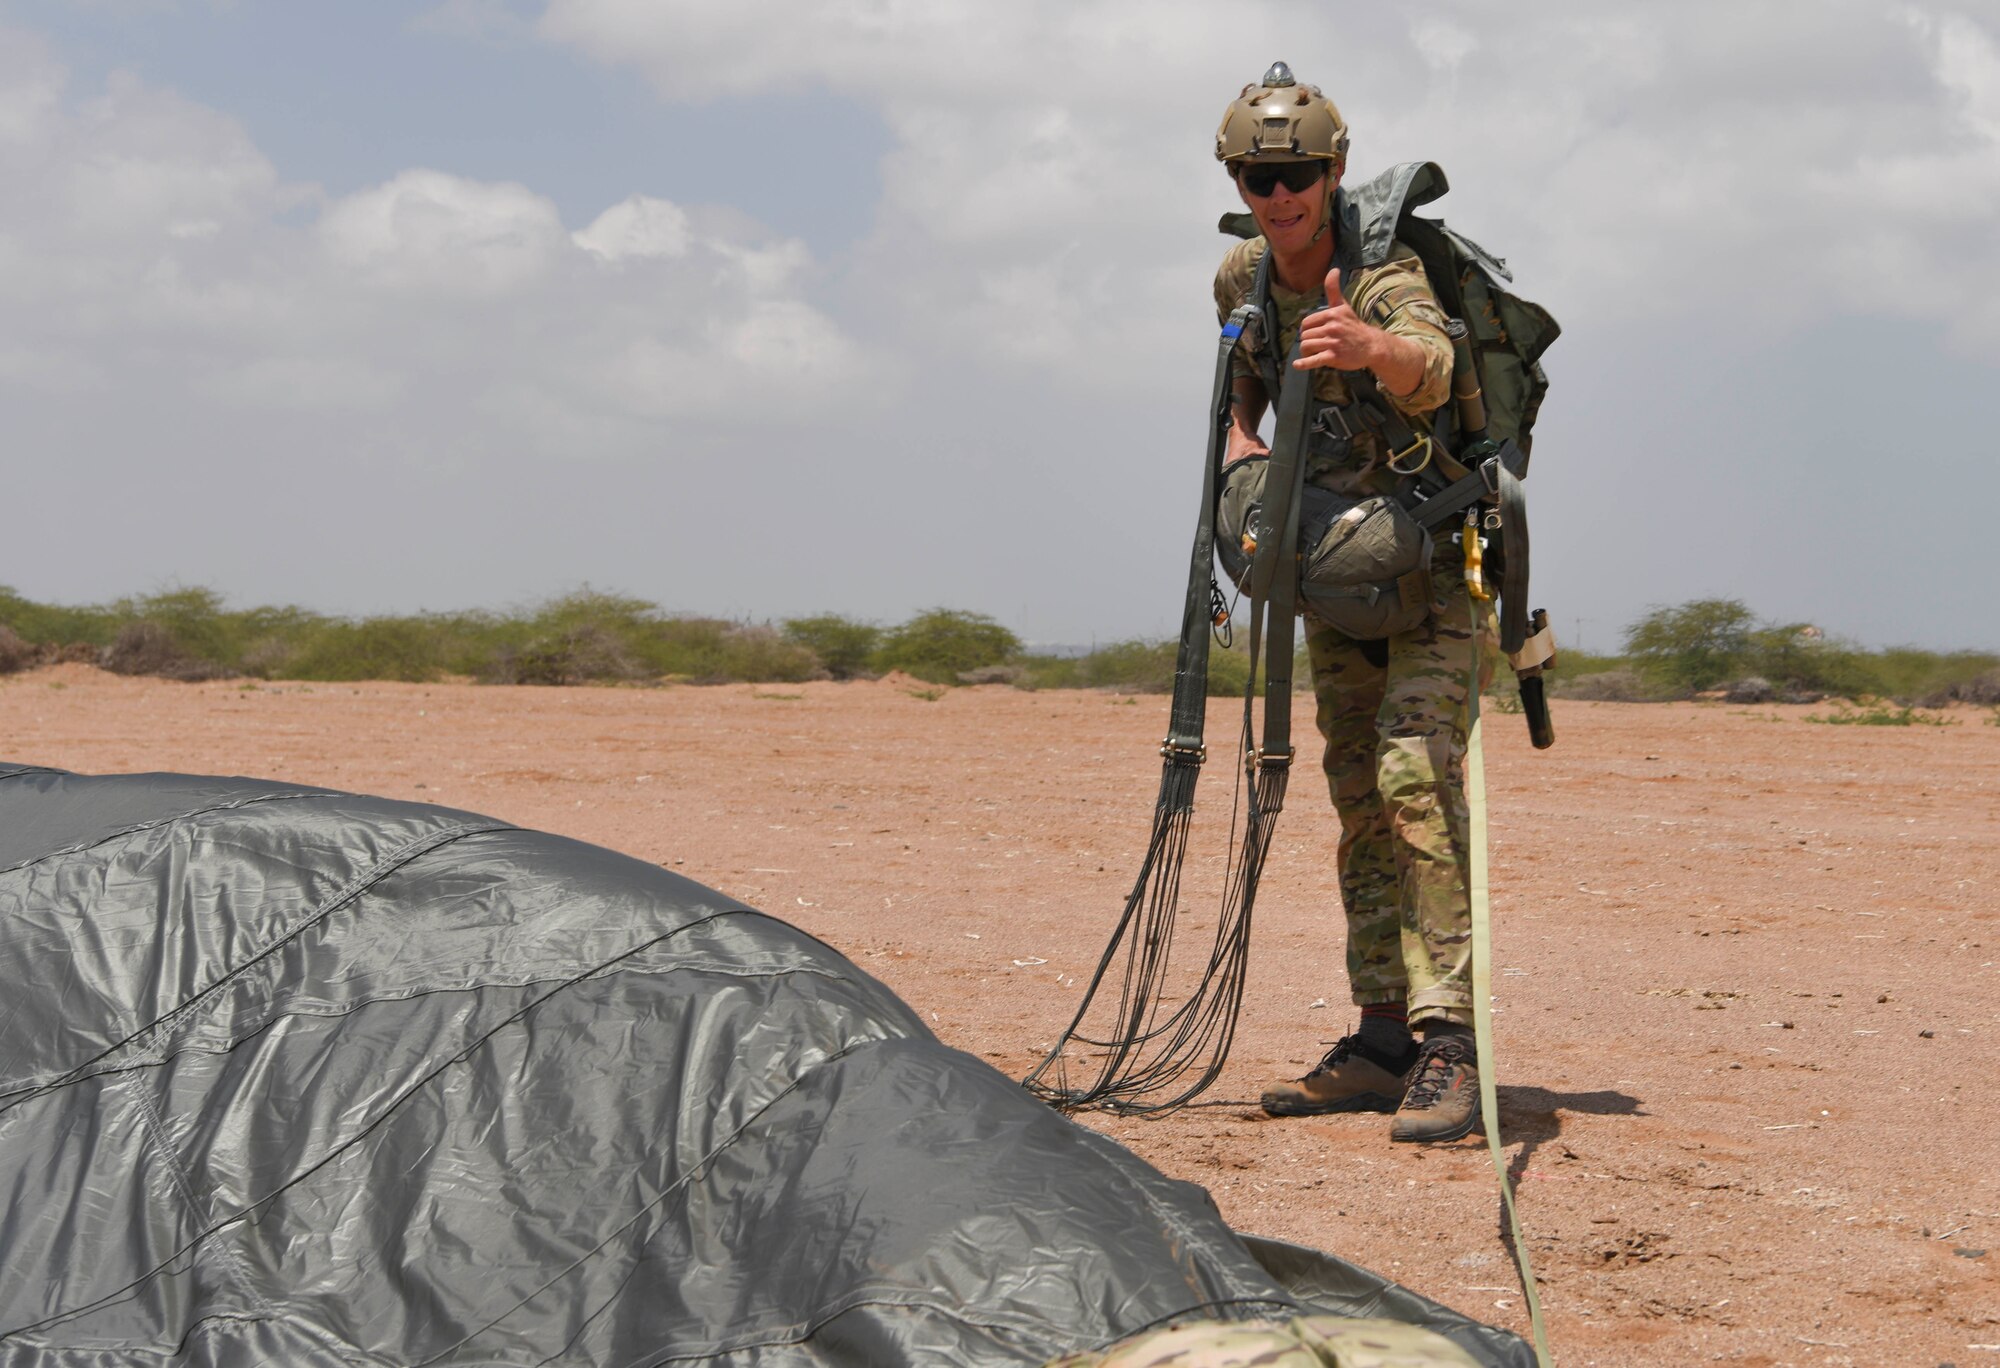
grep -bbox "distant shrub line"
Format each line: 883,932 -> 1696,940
0,588 -> 1252,695
1543,598 -> 2000,709
2,588 -> 1993,707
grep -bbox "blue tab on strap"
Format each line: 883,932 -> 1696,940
1220,322 -> 1243,339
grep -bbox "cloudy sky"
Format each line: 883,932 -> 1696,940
2,1 -> 1995,651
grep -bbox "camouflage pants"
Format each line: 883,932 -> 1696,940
1305,574 -> 1494,1028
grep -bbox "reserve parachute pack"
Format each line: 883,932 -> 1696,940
1215,462 -> 1436,640
1216,161 -> 1558,649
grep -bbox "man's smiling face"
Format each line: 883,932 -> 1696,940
1235,158 -> 1333,258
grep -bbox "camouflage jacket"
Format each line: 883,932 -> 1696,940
1212,237 -> 1454,419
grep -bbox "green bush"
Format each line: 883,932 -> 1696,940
1623,598 -> 1756,695
475,600 -> 822,686
0,623 -> 33,674
783,614 -> 881,679
661,622 -> 727,681
1740,625 -> 1881,699
109,588 -> 240,667
873,608 -> 1020,684
1206,641 -> 1256,698
1555,668 -> 1656,702
1075,639 -> 1180,693
1879,650 -> 2000,705
516,591 -> 659,673
279,618 -> 452,682
647,617 -> 730,677
480,626 -> 630,685
100,621 -> 234,682
710,624 -> 821,684
1544,646 -> 1629,685
1014,653 -> 1083,690
0,584 -> 121,647
1017,635 -> 1259,698
464,590 -> 653,683
1614,599 -> 1999,704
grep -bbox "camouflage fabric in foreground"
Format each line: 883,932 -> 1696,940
1044,1315 -> 1480,1368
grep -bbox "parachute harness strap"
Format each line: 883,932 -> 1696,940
1463,531 -> 1553,1367
1022,304 -> 1307,1116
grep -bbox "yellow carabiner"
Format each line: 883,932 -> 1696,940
1463,511 -> 1491,602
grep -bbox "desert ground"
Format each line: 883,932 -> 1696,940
4,664 -> 1995,1367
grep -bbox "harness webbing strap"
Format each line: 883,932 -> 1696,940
1404,440 -> 1525,533
1465,595 -> 1553,1368
1250,248 -> 1282,402
1246,322 -> 1311,769
1492,460 -> 1531,657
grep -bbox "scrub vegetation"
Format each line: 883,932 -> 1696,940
1551,597 -> 2000,707
1,586 -> 1993,706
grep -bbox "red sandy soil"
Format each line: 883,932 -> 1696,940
4,664 -> 1996,1368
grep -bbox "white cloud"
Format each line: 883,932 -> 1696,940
536,0 -> 1262,392
0,28 -> 64,145
1410,18 -> 1476,77
1929,10 -> 2000,137
710,232 -> 810,296
0,40 -> 873,448
36,73 -> 280,249
573,193 -> 691,262
536,1 -> 2000,354
318,169 -> 568,296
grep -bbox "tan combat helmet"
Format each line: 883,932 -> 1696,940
1215,60 -> 1348,175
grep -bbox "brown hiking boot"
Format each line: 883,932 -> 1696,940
1389,1033 -> 1481,1143
1260,1035 -> 1415,1116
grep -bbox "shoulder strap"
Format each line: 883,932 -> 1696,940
1244,328 -> 1311,770
1248,246 -> 1284,403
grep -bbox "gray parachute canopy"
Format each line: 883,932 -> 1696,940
0,764 -> 1533,1367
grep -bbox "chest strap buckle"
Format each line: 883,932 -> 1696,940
1311,402 -> 1362,441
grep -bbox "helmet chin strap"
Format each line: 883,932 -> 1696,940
1310,176 -> 1336,245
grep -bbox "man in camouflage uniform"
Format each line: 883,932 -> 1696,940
1212,63 -> 1490,1143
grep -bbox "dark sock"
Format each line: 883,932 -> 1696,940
1356,1006 -> 1416,1068
1360,1002 -> 1408,1031
1417,1020 -> 1474,1043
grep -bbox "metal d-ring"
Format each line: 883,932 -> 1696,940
1387,434 -> 1433,475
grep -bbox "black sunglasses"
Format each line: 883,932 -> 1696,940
1237,161 -> 1326,197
